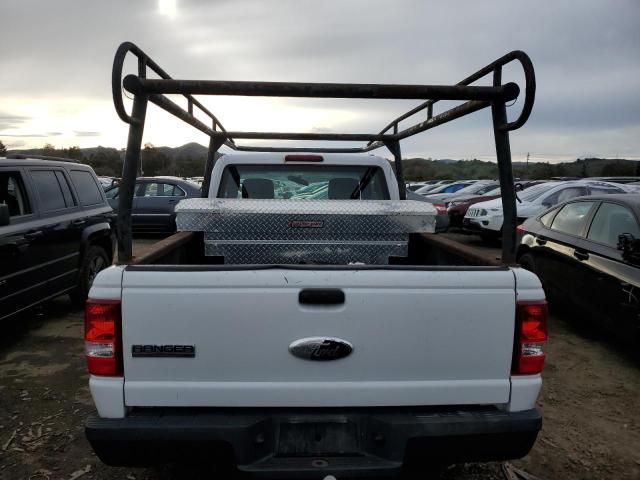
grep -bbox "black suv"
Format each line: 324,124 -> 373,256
0,155 -> 115,321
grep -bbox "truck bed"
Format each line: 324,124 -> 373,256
128,231 -> 502,268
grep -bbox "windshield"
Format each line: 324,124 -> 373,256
482,185 -> 501,195
217,164 -> 390,200
426,182 -> 472,194
414,184 -> 439,194
519,182 -> 558,201
454,183 -> 497,196
105,186 -> 119,199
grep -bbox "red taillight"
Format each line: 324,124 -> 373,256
512,300 -> 548,375
85,299 -> 123,376
432,203 -> 447,214
284,154 -> 323,162
516,224 -> 525,234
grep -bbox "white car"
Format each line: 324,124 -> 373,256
464,180 -> 629,240
625,182 -> 640,193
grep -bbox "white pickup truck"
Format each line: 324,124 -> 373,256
84,152 -> 547,477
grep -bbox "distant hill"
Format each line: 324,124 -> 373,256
5,143 -> 639,180
154,142 -> 209,161
432,159 -> 459,164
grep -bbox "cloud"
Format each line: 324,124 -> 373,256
0,133 -> 48,138
0,114 -> 29,123
0,131 -> 62,138
0,0 -> 638,157
0,112 -> 30,130
311,126 -> 334,133
74,130 -> 101,137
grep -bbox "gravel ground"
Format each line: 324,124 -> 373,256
1,237 -> 639,480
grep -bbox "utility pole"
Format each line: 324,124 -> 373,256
526,152 -> 530,170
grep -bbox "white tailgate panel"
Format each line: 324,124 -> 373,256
122,268 -> 515,407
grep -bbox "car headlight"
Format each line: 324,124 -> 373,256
480,209 -> 488,216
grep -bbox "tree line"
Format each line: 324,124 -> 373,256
402,157 -> 640,181
1,141 -> 208,178
1,140 -> 638,180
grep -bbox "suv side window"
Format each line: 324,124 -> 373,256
587,202 -> 640,247
70,170 -> 104,206
550,201 -> 595,237
30,170 -> 67,212
169,185 -> 186,197
0,171 -> 32,217
141,182 -> 184,197
55,171 -> 77,208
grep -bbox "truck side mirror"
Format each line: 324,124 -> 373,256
617,233 -> 640,265
0,204 -> 10,227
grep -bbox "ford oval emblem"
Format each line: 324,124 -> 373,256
289,337 -> 353,361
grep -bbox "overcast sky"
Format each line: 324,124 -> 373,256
1,0 -> 639,162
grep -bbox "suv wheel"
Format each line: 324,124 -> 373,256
71,245 -> 109,305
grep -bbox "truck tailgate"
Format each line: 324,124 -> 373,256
121,267 -> 516,407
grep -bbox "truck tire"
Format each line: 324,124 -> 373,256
70,245 -> 109,306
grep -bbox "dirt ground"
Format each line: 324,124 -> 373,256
1,238 -> 639,480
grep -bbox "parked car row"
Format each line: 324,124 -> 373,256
407,177 -> 638,242
465,180 -> 630,240
447,181 -> 547,228
410,174 -> 639,344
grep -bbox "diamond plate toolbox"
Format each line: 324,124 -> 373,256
176,199 -> 437,264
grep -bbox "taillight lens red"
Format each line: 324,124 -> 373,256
512,300 -> 548,375
432,203 -> 447,214
85,299 -> 123,376
516,224 -> 525,234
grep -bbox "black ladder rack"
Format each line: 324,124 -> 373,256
112,41 -> 536,265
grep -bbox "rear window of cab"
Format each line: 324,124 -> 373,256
217,165 -> 390,200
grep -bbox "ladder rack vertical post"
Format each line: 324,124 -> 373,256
201,136 -> 225,198
492,66 -> 517,265
384,139 -> 406,200
116,94 -> 148,263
